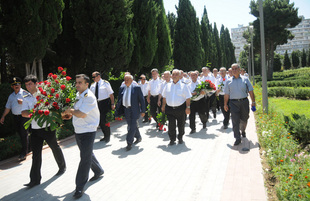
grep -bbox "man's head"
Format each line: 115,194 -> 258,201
10,77 -> 22,93
213,68 -> 218,77
24,75 -> 38,94
219,67 -> 227,78
124,74 -> 133,87
163,71 -> 171,82
202,67 -> 209,76
76,74 -> 90,93
190,71 -> 198,82
92,71 -> 101,82
151,68 -> 158,80
171,69 -> 181,83
228,68 -> 233,76
241,68 -> 246,75
231,63 -> 241,78
140,74 -> 146,84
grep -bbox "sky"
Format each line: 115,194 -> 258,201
163,0 -> 310,31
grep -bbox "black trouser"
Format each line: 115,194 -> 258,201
189,98 -> 208,130
205,93 -> 216,119
219,95 -> 230,126
165,103 -> 186,142
229,98 -> 249,140
150,95 -> 160,123
30,128 -> 66,183
98,98 -> 111,140
144,96 -> 149,121
14,115 -> 30,156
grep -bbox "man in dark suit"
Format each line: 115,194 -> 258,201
116,74 -> 145,151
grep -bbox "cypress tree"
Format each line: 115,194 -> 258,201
173,0 -> 203,71
283,50 -> 291,69
150,0 -> 172,72
308,49 -> 310,67
213,23 -> 221,68
291,51 -> 299,68
273,53 -> 282,72
167,12 -> 176,50
200,6 -> 212,66
301,49 -> 307,67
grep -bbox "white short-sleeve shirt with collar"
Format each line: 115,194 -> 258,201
90,79 -> 114,101
147,78 -> 161,96
6,88 -> 29,115
162,80 -> 192,107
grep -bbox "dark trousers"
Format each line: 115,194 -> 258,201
150,95 -> 160,123
229,98 -> 249,139
144,96 -> 149,121
165,103 -> 186,142
14,115 -> 30,156
189,98 -> 208,130
219,95 -> 230,126
209,93 -> 217,115
125,108 -> 141,145
98,98 -> 111,140
75,132 -> 103,191
30,128 -> 66,183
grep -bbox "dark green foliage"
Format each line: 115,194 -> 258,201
167,12 -> 176,49
268,87 -> 310,100
56,119 -> 74,140
212,23 -> 221,68
238,50 -> 249,70
283,50 -> 291,70
267,80 -> 310,88
273,53 -> 282,72
0,134 -> 22,161
284,113 -> 310,144
0,84 -> 16,138
250,0 -> 301,80
301,49 -> 307,67
200,7 -> 212,66
173,0 -> 203,71
291,50 -> 300,68
308,49 -> 310,67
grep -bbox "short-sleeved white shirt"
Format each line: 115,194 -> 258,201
73,89 -> 100,134
139,81 -> 149,97
159,80 -> 171,95
162,80 -> 192,107
6,88 -> 29,115
148,78 -> 161,96
90,79 -> 114,101
218,75 -> 229,95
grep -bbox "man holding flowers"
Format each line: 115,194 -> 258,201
21,74 -> 66,188
217,67 -> 230,129
63,74 -> 104,199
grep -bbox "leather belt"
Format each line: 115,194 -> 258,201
230,97 -> 247,101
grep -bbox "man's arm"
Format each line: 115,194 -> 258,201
66,108 -> 87,118
110,94 -> 115,110
0,108 -> 11,124
157,94 -> 162,106
249,91 -> 256,107
161,98 -> 166,113
185,98 -> 190,115
21,110 -> 32,118
224,94 -> 229,112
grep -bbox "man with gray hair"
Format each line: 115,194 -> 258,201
147,68 -> 161,128
217,67 -> 230,129
224,63 -> 256,146
161,69 -> 192,145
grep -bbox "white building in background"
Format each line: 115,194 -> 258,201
231,16 -> 310,61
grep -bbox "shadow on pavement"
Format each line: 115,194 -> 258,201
187,132 -> 218,140
226,138 -> 260,154
93,141 -> 112,150
111,146 -> 144,158
113,133 -> 127,142
157,143 -> 191,155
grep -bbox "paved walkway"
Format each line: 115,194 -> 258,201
0,109 -> 267,201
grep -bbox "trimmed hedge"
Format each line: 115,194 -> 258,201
284,113 -> 310,145
268,87 -> 310,100
267,80 -> 310,87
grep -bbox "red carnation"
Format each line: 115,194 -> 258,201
105,122 -> 110,127
39,81 -> 43,85
42,91 -> 47,96
158,123 -> 161,126
164,128 -> 167,131
66,76 -> 72,81
38,87 -> 43,92
45,102 -> 49,106
44,110 -> 50,116
36,96 -> 40,101
29,113 -> 33,118
55,80 -> 59,84
38,110 -> 43,115
51,88 -> 55,93
55,106 -> 60,110
120,118 -> 123,120
53,102 -> 58,107
223,78 -> 226,81
66,98 -> 71,103
58,67 -> 64,72
48,73 -> 53,77
60,85 -> 66,90
44,80 -> 48,84
61,71 -> 67,76
52,74 -> 57,80
55,94 -> 60,98
40,99 -> 44,102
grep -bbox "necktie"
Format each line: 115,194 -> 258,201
95,82 -> 99,99
124,87 -> 129,107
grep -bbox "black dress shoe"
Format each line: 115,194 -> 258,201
134,138 -> 142,144
203,123 -> 207,129
105,139 -> 110,143
73,190 -> 84,199
169,141 -> 176,146
126,144 -> 132,151
234,139 -> 241,146
178,139 -> 184,144
56,167 -> 66,176
189,129 -> 196,134
89,171 -> 104,181
24,181 -> 40,188
223,125 -> 228,129
213,113 -> 216,118
142,120 -> 147,123
242,132 -> 246,138
100,138 -> 106,142
18,154 -> 26,161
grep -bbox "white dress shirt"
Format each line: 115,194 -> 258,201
6,88 -> 29,115
148,78 -> 161,96
90,79 -> 114,101
73,89 -> 100,134
218,75 -> 229,95
139,81 -> 149,97
187,80 -> 204,101
159,80 -> 171,95
122,85 -> 132,107
162,80 -> 192,107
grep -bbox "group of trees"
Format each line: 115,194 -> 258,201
284,49 -> 310,69
0,0 -> 236,83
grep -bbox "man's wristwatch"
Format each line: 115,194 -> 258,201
186,106 -> 190,109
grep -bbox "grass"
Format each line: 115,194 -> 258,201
269,97 -> 310,118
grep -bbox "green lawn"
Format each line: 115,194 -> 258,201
269,97 -> 310,118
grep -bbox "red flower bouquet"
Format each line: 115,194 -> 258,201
191,80 -> 216,100
24,67 -> 76,131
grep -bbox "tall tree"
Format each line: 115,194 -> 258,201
71,0 -> 134,76
150,0 -> 172,72
250,0 -> 301,80
273,53 -> 282,72
129,0 -> 159,74
173,0 -> 203,71
220,25 -> 235,67
301,49 -> 307,67
1,0 -> 64,80
283,50 -> 291,69
291,50 -> 299,68
200,6 -> 212,66
308,49 -> 310,67
212,23 -> 221,68
167,12 -> 176,50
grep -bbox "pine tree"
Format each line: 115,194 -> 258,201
167,12 -> 176,50
173,0 -> 203,71
283,50 -> 291,69
200,6 -> 212,66
213,23 -> 221,68
301,49 -> 307,67
291,50 -> 300,68
273,53 -> 282,72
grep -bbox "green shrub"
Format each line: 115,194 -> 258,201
284,113 -> 310,144
0,134 -> 22,161
56,119 -> 75,140
267,80 -> 310,87
268,87 -> 310,100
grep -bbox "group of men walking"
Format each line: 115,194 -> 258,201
1,63 -> 255,199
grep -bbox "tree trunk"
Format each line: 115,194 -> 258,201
31,58 -> 37,77
38,59 -> 43,81
25,62 -> 31,75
